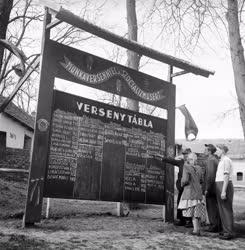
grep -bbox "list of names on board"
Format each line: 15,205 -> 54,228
45,90 -> 167,204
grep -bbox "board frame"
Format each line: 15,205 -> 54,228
23,10 -> 176,225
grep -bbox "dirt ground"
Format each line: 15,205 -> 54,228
0,173 -> 245,250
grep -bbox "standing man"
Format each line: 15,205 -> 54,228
204,144 -> 221,232
215,144 -> 234,240
155,147 -> 192,226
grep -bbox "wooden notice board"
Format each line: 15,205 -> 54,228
24,34 -> 175,224
44,90 -> 167,204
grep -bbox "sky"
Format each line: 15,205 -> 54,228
39,0 -> 244,140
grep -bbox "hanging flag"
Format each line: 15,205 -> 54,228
177,104 -> 198,141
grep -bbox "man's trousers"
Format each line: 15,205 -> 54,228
215,181 -> 234,235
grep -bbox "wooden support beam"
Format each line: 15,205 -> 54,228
39,3 -> 214,78
23,9 -> 54,227
171,70 -> 188,78
46,19 -> 62,30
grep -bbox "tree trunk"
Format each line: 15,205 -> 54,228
0,0 -> 13,73
117,0 -> 140,216
126,0 -> 140,112
226,0 -> 245,139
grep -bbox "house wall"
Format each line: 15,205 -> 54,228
0,147 -> 30,169
232,159 -> 245,187
0,113 -> 33,149
173,158 -> 245,189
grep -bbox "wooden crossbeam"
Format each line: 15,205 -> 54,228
38,1 -> 215,78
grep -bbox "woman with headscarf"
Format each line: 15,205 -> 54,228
178,152 -> 205,236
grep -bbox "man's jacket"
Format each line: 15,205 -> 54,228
205,154 -> 219,195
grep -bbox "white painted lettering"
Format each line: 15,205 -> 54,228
128,115 -> 133,123
120,113 -> 126,121
132,116 -> 137,125
148,120 -> 153,128
113,112 -> 119,120
77,102 -> 84,110
106,109 -> 112,119
91,105 -> 98,115
99,108 -> 105,117
84,104 -> 90,113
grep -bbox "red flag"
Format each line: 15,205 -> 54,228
177,104 -> 198,141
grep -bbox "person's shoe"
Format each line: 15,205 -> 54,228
219,234 -> 233,240
174,220 -> 186,226
190,231 -> 201,236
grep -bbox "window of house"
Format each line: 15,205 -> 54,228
237,172 -> 243,181
0,131 -> 6,148
24,134 -> 32,150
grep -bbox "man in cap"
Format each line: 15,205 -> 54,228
204,144 -> 221,232
154,146 -> 192,226
215,144 -> 234,240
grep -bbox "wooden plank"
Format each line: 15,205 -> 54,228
0,168 -> 29,173
47,40 -> 171,110
46,19 -> 62,30
23,10 -> 56,226
53,8 -> 214,78
165,66 -> 175,222
171,70 -> 188,78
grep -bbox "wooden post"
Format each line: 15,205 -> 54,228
168,66 -> 173,84
46,198 -> 51,218
162,205 -> 166,222
116,202 -> 122,216
23,9 -> 56,227
165,65 -> 175,223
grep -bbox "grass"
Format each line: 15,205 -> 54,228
1,172 -> 245,221
0,172 -> 245,249
0,233 -> 49,250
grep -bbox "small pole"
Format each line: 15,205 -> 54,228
162,205 -> 165,222
46,198 -> 51,218
116,202 -> 129,217
116,202 -> 121,216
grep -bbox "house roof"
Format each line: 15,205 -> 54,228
0,95 -> 34,131
176,139 -> 245,159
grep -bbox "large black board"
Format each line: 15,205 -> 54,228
44,90 -> 167,204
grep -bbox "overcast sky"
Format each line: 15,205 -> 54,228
42,0 -> 244,140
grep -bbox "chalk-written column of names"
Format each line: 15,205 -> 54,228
47,110 -> 78,182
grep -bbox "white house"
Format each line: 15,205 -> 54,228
0,95 -> 34,149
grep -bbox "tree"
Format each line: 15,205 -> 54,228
226,0 -> 245,138
0,0 -> 13,71
0,0 -> 97,113
143,0 -> 245,139
0,0 -> 44,112
126,0 -> 140,112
